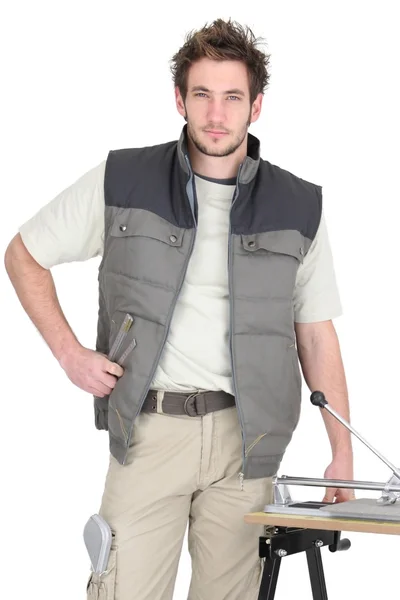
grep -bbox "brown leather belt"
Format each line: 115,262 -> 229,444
141,389 -> 236,417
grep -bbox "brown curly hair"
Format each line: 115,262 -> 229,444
170,18 -> 271,105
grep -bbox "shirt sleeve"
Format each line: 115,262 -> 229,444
293,209 -> 343,323
18,160 -> 106,269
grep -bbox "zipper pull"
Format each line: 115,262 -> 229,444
238,472 -> 244,491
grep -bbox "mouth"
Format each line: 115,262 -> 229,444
204,130 -> 229,138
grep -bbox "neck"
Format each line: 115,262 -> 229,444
187,135 -> 247,180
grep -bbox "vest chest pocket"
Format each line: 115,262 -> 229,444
237,231 -> 305,300
105,209 -> 186,289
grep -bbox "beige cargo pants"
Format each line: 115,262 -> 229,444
86,399 -> 273,599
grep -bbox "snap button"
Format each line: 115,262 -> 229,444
119,224 -> 127,232
169,234 -> 177,243
248,240 -> 255,248
299,247 -> 304,255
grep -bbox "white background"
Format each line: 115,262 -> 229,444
1,1 -> 399,598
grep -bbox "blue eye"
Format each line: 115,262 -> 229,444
194,93 -> 240,100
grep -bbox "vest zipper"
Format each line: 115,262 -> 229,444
228,163 -> 247,489
122,154 -> 198,462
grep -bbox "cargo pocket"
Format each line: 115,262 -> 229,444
86,546 -> 117,599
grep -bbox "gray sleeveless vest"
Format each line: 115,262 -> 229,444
93,125 -> 322,479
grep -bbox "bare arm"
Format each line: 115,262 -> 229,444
5,233 -> 81,362
4,233 -> 123,396
295,320 -> 353,461
295,319 -> 355,501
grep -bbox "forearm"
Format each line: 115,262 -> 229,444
4,234 -> 81,364
296,321 -> 353,461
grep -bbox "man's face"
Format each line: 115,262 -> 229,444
175,58 -> 262,158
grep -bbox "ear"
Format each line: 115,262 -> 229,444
175,86 -> 186,119
250,93 -> 263,124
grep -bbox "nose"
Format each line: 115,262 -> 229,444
206,97 -> 226,124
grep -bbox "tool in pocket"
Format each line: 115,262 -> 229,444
84,514 -> 118,598
83,513 -> 114,574
108,313 -> 136,365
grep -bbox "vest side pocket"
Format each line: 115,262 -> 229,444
108,313 -> 135,363
107,311 -> 137,368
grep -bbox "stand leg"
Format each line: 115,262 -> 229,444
306,547 -> 328,600
257,557 -> 281,599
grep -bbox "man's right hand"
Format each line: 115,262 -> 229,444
59,345 -> 124,397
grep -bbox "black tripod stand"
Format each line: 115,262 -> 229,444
257,520 -> 351,599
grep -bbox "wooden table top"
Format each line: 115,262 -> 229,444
244,510 -> 400,535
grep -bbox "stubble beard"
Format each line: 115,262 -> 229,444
185,111 -> 252,158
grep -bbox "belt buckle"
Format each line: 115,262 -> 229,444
183,392 -> 207,417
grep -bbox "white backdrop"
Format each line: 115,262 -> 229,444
1,1 -> 399,598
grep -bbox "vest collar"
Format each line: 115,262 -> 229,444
177,124 -> 261,184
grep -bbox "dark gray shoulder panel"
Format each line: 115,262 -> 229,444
104,141 -> 194,228
105,141 -> 322,240
232,159 -> 322,241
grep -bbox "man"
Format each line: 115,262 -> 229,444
5,18 -> 353,600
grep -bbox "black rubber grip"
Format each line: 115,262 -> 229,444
329,537 -> 351,552
310,391 -> 328,408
